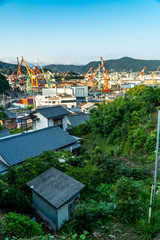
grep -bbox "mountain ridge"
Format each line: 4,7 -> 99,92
1,57 -> 160,74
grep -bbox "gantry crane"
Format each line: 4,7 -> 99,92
137,66 -> 146,81
21,56 -> 43,87
84,67 -> 93,81
9,71 -> 17,90
37,59 -> 54,87
88,65 -> 101,88
100,56 -> 110,92
152,65 -> 160,85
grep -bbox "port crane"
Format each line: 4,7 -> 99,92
21,56 -> 43,87
37,59 -> 53,87
152,65 -> 160,85
100,56 -> 110,92
137,66 -> 146,81
88,66 -> 100,87
84,67 -> 92,80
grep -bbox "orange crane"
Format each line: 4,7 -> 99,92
16,57 -> 25,85
137,66 -> 146,81
100,56 -> 110,92
84,67 -> 92,81
140,66 -> 146,76
9,71 -> 17,90
21,56 -> 43,87
88,65 -> 100,87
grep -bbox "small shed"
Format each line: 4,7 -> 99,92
26,167 -> 85,230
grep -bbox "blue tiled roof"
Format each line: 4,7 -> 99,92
67,114 -> 89,127
36,105 -> 70,119
5,110 -> 17,119
0,129 -> 11,139
0,126 -> 77,167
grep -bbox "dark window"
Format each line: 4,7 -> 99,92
54,118 -> 63,129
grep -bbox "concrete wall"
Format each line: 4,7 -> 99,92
45,116 -> 68,131
57,203 -> 69,230
62,116 -> 68,131
48,119 -> 54,127
72,86 -> 88,97
0,160 -> 9,173
32,192 -> 58,227
34,113 -> 48,130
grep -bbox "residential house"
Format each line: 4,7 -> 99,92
27,167 -> 85,231
30,105 -> 70,131
0,110 -> 17,129
0,126 -> 81,174
81,102 -> 97,114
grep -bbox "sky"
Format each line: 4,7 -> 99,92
0,0 -> 160,65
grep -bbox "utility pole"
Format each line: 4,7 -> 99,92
154,109 -> 160,202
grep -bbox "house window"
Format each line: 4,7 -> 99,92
54,118 -> 63,129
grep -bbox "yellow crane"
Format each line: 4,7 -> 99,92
152,65 -> 160,85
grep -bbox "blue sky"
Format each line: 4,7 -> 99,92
0,0 -> 160,65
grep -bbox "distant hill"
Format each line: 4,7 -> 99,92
1,57 -> 160,75
45,57 -> 160,73
0,61 -> 26,75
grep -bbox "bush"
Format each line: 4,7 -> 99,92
63,199 -> 115,233
4,212 -> 43,238
0,188 -> 32,214
114,177 -> 145,223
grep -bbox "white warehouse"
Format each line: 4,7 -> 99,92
42,85 -> 88,98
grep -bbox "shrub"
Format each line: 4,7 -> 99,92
4,212 -> 43,238
0,188 -> 32,214
114,177 -> 145,223
63,199 -> 115,233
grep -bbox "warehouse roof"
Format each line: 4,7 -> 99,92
27,167 -> 85,208
0,126 -> 78,167
35,105 -> 70,119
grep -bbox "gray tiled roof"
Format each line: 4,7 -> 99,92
68,114 -> 89,127
27,167 -> 85,208
0,129 -> 11,139
36,105 -> 70,119
0,126 -> 77,167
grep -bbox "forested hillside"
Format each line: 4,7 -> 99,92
46,57 -> 160,73
0,73 -> 10,94
71,85 -> 159,161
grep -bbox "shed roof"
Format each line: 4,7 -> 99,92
35,105 -> 70,119
0,129 -> 11,139
81,102 -> 95,110
27,167 -> 85,208
0,126 -> 77,167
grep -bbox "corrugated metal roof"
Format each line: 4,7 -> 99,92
67,114 -> 89,127
0,126 -> 77,166
27,167 -> 85,208
36,105 -> 70,119
0,129 -> 11,139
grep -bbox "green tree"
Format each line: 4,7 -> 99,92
0,73 -> 10,94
